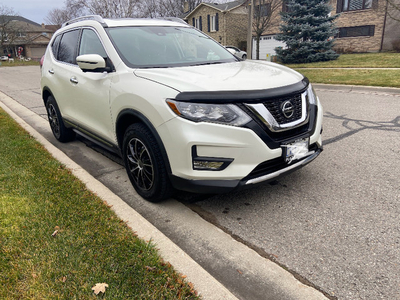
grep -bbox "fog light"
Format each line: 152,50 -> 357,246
193,160 -> 225,170
192,146 -> 233,171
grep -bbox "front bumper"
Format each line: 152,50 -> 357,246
157,81 -> 324,194
169,146 -> 322,194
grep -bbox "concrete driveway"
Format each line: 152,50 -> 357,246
1,66 -> 399,300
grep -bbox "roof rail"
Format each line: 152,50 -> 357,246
158,17 -> 188,25
62,15 -> 107,28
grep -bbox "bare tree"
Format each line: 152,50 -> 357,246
78,0 -> 142,18
252,0 -> 283,59
45,0 -> 231,24
140,0 -> 199,18
45,8 -> 81,25
0,5 -> 27,56
139,0 -> 231,18
45,0 -> 142,25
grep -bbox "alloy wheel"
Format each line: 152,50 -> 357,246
47,103 -> 60,138
126,138 -> 154,191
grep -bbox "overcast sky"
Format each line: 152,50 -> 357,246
0,0 -> 65,24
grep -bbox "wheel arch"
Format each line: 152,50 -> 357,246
42,87 -> 54,106
116,109 -> 172,175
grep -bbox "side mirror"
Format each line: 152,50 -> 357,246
77,54 -> 107,73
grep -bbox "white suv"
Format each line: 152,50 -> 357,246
41,16 -> 323,202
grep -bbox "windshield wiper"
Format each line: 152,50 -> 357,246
193,61 -> 225,66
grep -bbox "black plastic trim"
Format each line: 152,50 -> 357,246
170,147 -> 322,194
174,78 -> 309,103
63,119 -> 120,154
116,109 -> 173,175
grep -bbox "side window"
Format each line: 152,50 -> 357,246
51,34 -> 61,59
58,30 -> 80,64
79,29 -> 107,58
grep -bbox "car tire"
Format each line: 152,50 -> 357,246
46,96 -> 75,142
122,123 -> 173,202
242,54 -> 247,60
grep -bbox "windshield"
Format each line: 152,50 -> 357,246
106,26 -> 238,68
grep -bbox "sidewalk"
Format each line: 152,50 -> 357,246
0,89 -> 328,300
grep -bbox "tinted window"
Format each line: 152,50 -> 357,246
51,34 -> 61,58
79,29 -> 107,58
58,30 -> 80,64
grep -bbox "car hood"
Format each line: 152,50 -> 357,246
133,60 -> 304,93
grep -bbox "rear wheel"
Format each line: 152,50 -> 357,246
46,96 -> 75,142
122,124 -> 173,202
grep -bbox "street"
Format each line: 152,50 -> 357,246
1,66 -> 399,299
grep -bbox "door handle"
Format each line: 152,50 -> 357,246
70,77 -> 78,84
48,69 -> 54,74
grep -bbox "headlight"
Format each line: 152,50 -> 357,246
306,84 -> 318,105
166,100 -> 251,126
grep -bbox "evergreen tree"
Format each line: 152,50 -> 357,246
275,0 -> 339,63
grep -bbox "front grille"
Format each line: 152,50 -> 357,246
263,94 -> 302,125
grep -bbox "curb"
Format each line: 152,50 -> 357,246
0,92 -> 238,300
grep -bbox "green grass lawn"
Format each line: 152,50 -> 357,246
0,108 -> 199,299
0,60 -> 40,67
296,69 -> 400,88
284,52 -> 400,68
281,53 -> 400,88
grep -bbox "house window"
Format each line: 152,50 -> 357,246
207,13 -> 219,32
211,15 -> 217,31
255,3 -> 271,17
192,17 -> 202,30
338,25 -> 375,37
17,32 -> 26,37
337,0 -> 374,12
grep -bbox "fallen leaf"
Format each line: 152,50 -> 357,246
145,266 -> 156,272
92,283 -> 109,295
271,253 -> 279,260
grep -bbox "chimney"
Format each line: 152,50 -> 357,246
184,1 -> 189,13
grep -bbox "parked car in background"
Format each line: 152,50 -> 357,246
0,56 -> 9,61
41,16 -> 323,202
225,46 -> 247,60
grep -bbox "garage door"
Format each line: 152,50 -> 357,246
252,35 -> 286,60
31,47 -> 46,59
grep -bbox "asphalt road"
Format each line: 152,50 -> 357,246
1,66 -> 399,299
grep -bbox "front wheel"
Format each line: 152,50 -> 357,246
122,124 -> 173,202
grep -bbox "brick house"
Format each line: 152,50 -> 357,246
0,16 -> 55,60
253,0 -> 400,57
334,0 -> 400,52
183,0 -> 249,50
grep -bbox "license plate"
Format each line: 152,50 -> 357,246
282,138 -> 310,164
